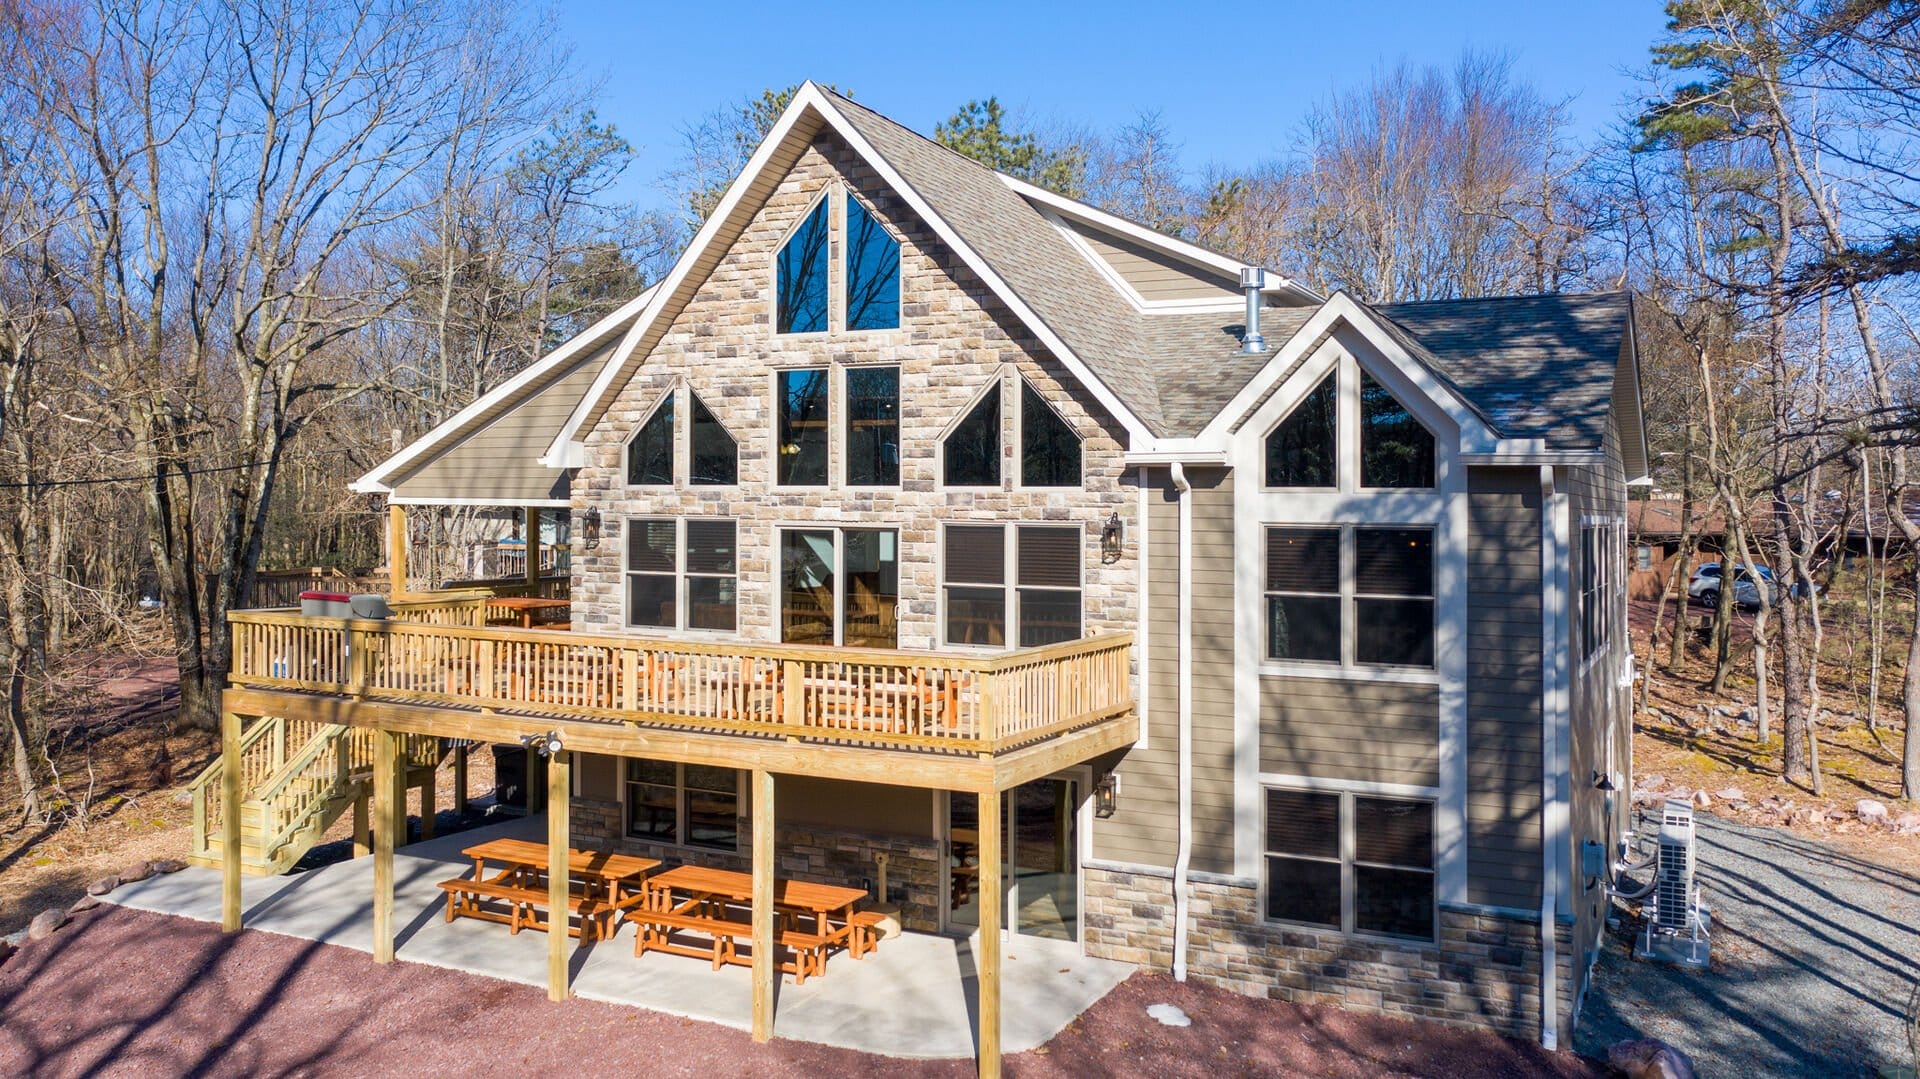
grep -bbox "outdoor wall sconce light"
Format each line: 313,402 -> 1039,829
1592,770 -> 1616,792
519,730 -> 565,758
1094,773 -> 1119,819
1100,511 -> 1125,564
579,507 -> 602,549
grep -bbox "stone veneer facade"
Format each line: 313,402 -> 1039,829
1081,867 -> 1577,1039
567,130 -> 1140,650
570,798 -> 946,932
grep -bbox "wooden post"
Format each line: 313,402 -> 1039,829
751,768 -> 776,1042
977,786 -> 1002,1079
547,747 -> 571,1002
221,712 -> 244,932
372,729 -> 399,963
419,766 -> 436,841
388,503 -> 408,597
352,793 -> 370,858
524,505 -> 541,588
452,744 -> 469,816
526,745 -> 546,813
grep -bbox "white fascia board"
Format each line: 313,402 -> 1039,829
1121,446 -> 1228,466
549,83 -> 1155,456
388,496 -> 572,508
1002,173 -> 1325,305
1461,447 -> 1607,467
354,284 -> 658,494
1193,293 -> 1499,451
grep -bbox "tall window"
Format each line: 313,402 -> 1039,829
625,518 -> 737,632
1265,373 -> 1335,488
625,760 -> 739,851
780,528 -> 898,648
845,366 -> 900,486
1360,372 -> 1435,488
1264,525 -> 1433,669
625,398 -> 673,486
1020,381 -> 1080,487
776,199 -> 830,334
1580,520 -> 1622,663
845,196 -> 900,331
944,383 -> 1001,487
1264,788 -> 1435,942
942,524 -> 1082,648
777,368 -> 830,485
690,392 -> 737,485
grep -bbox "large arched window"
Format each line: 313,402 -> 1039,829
845,196 -> 900,331
776,198 -> 830,334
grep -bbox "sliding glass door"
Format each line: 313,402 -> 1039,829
946,775 -> 1082,942
779,528 -> 898,649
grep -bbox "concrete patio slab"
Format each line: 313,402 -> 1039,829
106,816 -> 1133,1058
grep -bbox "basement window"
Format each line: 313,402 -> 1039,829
625,760 -> 739,851
1264,787 -> 1435,943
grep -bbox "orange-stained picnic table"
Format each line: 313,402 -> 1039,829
485,596 -> 571,629
642,864 -> 868,957
464,837 -> 658,912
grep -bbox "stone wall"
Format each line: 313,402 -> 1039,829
1083,866 -> 1576,1039
567,799 -> 944,932
569,131 -> 1141,651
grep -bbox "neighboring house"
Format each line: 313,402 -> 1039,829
209,84 -> 1645,1070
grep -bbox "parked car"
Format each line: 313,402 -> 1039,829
1688,562 -> 1775,609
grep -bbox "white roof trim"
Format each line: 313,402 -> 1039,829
352,285 -> 658,495
1002,173 -> 1323,306
1184,292 -> 1499,453
548,82 -> 1156,457
388,496 -> 573,508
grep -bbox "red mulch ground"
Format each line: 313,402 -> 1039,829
1,906 -> 1605,1078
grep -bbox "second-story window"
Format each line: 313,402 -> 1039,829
777,368 -> 830,486
625,517 -> 737,632
689,392 -> 737,485
1020,380 -> 1080,487
941,524 -> 1083,648
776,198 -> 830,334
944,382 -> 1001,487
845,196 -> 900,331
626,397 -> 673,486
844,366 -> 900,486
1265,525 -> 1434,670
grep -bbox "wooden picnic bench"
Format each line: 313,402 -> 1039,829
435,876 -> 615,941
628,904 -> 829,982
438,838 -> 658,943
628,864 -> 870,982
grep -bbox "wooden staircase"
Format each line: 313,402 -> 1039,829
188,717 -> 444,875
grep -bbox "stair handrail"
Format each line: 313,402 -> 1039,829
251,722 -> 353,858
187,717 -> 287,856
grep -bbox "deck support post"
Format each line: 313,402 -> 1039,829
372,728 -> 400,963
388,503 -> 408,597
352,793 -> 370,858
419,768 -> 436,840
751,768 -> 776,1042
977,785 -> 1002,1079
452,744 -> 469,816
220,712 -> 244,932
524,505 -> 541,588
547,747 -> 571,1002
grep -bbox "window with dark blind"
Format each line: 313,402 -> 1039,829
845,366 -> 900,486
1359,372 -> 1435,488
1016,526 -> 1081,646
1020,381 -> 1080,487
625,759 -> 739,851
1265,373 -> 1336,488
1265,528 -> 1340,663
1264,788 -> 1434,942
942,525 -> 1006,646
940,523 -> 1082,648
689,392 -> 737,485
777,368 -> 829,486
1354,528 -> 1434,667
845,196 -> 900,332
625,518 -> 736,632
776,199 -> 829,334
626,399 -> 673,486
944,383 -> 1001,487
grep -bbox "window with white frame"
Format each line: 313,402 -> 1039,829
624,517 -> 737,632
1263,360 -> 1435,491
1265,525 -> 1434,669
624,760 -> 739,850
1264,787 -> 1435,942
1580,519 -> 1623,663
941,523 -> 1082,648
627,390 -> 739,487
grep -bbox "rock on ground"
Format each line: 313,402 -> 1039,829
26,909 -> 67,941
1606,1038 -> 1696,1079
152,858 -> 187,874
1857,799 -> 1890,825
120,861 -> 153,883
68,896 -> 100,915
85,875 -> 119,897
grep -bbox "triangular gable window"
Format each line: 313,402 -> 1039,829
626,397 -> 673,486
690,392 -> 738,485
1360,372 -> 1434,488
944,382 -> 1001,487
776,198 -> 830,334
1265,373 -> 1336,488
1020,380 -> 1080,487
845,196 -> 900,331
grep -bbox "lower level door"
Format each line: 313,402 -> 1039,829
946,777 -> 1080,941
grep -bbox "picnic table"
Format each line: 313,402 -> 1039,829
486,596 -> 571,629
628,865 -> 874,982
437,838 -> 658,942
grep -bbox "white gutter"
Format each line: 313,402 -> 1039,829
1539,465 -> 1569,1050
1170,462 -> 1194,981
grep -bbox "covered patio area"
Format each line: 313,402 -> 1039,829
106,814 -> 1132,1059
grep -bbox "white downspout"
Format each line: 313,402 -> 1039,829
1170,462 -> 1194,981
1540,466 -> 1566,1051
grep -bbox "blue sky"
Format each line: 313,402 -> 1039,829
555,0 -> 1673,213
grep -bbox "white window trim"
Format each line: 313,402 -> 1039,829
619,760 -> 747,853
1259,524 -> 1439,680
619,516 -> 739,639
1015,375 -> 1084,490
770,184 -> 836,339
1258,349 -> 1439,495
1258,782 -> 1439,946
934,369 -> 1011,493
1577,514 -> 1627,676
839,362 -> 903,491
936,521 -> 1085,652
776,525 -> 900,648
619,384 -> 679,490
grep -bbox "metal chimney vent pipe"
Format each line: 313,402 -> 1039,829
1239,266 -> 1267,354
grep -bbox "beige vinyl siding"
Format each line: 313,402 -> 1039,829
386,346 -> 611,503
1069,223 -> 1241,303
1466,466 -> 1544,910
1091,466 -> 1234,873
1258,677 -> 1440,787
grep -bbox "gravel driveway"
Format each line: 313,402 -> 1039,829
1574,810 -> 1920,1078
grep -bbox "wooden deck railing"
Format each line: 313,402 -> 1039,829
226,611 -> 1133,755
